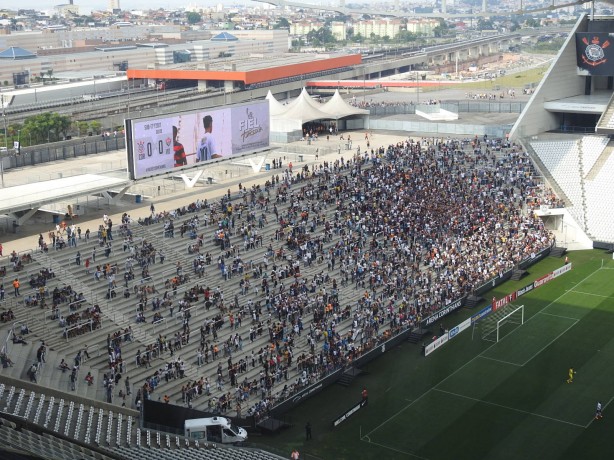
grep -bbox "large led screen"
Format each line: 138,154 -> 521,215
126,101 -> 270,180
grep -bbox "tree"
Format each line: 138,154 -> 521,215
395,30 -> 417,43
186,12 -> 201,25
77,121 -> 89,136
477,18 -> 494,30
273,17 -> 290,29
433,18 -> 450,37
89,121 -> 102,135
21,112 -> 71,144
306,27 -> 336,47
524,17 -> 540,28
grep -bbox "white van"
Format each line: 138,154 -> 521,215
184,417 -> 248,444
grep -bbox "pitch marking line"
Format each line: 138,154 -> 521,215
433,388 -> 585,429
565,290 -> 613,299
478,355 -> 523,367
585,395 -> 614,429
538,311 -> 581,321
360,438 -> 430,460
540,266 -> 604,317
519,317 -> 579,367
361,266 -> 601,440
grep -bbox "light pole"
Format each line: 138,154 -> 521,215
1,95 -> 6,151
416,69 -> 420,105
1,96 -> 5,188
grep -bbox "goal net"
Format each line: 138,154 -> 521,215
480,304 -> 524,342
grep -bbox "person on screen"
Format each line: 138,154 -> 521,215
197,115 -> 222,162
173,126 -> 187,167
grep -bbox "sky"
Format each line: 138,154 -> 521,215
16,0 -> 263,15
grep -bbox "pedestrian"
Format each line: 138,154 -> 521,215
596,401 -> 603,420
75,251 -> 81,265
305,421 -> 312,440
362,387 -> 368,404
12,278 -> 20,297
70,369 -> 76,391
125,375 -> 131,395
29,363 -> 38,383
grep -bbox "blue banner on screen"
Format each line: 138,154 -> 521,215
127,101 -> 270,180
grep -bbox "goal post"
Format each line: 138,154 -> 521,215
480,304 -> 525,342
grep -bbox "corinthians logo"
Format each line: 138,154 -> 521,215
581,35 -> 610,67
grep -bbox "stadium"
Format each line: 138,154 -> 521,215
0,11 -> 613,460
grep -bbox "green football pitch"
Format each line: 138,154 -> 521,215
254,250 -> 614,460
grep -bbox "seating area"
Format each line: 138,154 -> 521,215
531,138 -> 583,229
0,134 -> 569,460
0,381 -> 285,460
579,135 -> 609,175
530,139 -> 584,209
531,136 -> 614,242
585,150 -> 614,242
0,136 -> 559,429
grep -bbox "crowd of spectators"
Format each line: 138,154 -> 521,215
8,131 -> 555,422
113,133 -> 552,421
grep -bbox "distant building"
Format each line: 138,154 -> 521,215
108,0 -> 120,13
406,19 -> 440,36
54,3 -> 80,17
289,21 -> 324,37
354,19 -> 402,39
331,21 -> 346,41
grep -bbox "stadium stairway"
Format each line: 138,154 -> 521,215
407,329 -> 431,344
336,367 -> 363,387
510,268 -> 528,281
463,294 -> 483,309
549,246 -> 568,258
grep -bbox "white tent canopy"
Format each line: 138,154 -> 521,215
320,89 -> 370,118
270,88 -> 369,133
265,90 -> 286,116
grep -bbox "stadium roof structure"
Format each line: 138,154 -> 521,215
211,32 -> 238,41
127,53 -> 361,85
0,46 -> 36,60
1,174 -> 131,224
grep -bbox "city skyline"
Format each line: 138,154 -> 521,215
12,0 -> 265,14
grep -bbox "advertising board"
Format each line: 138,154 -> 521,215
126,101 -> 270,180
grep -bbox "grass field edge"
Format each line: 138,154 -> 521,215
360,263 -> 605,443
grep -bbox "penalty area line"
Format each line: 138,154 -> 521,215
433,388 -> 585,428
360,437 -> 430,460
